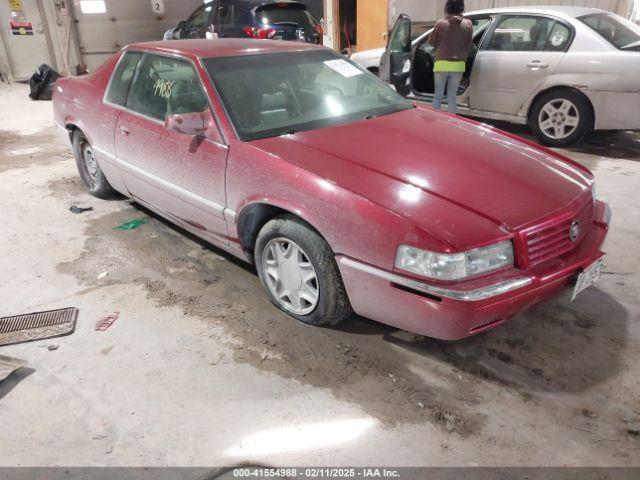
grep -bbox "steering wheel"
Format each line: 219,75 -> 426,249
320,85 -> 343,96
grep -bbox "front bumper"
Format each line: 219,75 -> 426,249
337,201 -> 610,340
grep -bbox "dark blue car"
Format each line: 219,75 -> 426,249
168,0 -> 323,44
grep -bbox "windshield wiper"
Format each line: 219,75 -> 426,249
280,129 -> 299,136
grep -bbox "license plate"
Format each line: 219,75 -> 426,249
571,257 -> 604,301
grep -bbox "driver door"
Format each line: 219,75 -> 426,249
115,53 -> 229,243
380,14 -> 412,96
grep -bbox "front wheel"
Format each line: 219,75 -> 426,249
529,90 -> 593,147
255,216 -> 353,327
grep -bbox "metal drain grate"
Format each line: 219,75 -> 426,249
0,307 -> 78,346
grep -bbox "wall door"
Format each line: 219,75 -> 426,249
357,0 -> 388,51
0,0 -> 53,80
72,0 -> 202,71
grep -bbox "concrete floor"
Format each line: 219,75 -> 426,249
0,82 -> 639,467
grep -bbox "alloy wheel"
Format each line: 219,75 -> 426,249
82,142 -> 99,182
538,98 -> 580,140
262,237 -> 319,316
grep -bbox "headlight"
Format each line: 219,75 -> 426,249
395,240 -> 514,281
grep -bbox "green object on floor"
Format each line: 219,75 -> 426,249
114,219 -> 148,231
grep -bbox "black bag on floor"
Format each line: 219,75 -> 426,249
29,64 -> 61,100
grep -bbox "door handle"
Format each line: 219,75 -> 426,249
527,61 -> 549,69
119,126 -> 130,136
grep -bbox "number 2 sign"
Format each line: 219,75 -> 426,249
150,0 -> 165,15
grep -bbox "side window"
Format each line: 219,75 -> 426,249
105,51 -> 142,106
187,5 -> 209,30
217,4 -> 234,26
471,17 -> 491,46
488,16 -> 555,51
545,22 -> 571,51
126,54 -> 209,122
234,7 -> 252,25
389,17 -> 411,53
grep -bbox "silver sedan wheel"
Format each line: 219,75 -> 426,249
262,238 -> 320,315
538,98 -> 580,140
82,142 -> 99,181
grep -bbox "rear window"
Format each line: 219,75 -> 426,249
105,51 -> 142,106
580,13 -> 640,50
254,4 -> 316,28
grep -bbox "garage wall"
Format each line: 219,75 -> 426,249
72,0 -> 202,71
389,0 -> 634,26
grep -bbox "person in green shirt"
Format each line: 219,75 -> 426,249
428,0 -> 473,114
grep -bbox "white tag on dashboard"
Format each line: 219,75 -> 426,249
324,59 -> 363,78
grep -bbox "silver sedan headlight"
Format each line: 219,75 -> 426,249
395,240 -> 514,281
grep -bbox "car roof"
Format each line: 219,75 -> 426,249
204,0 -> 307,9
127,39 -> 324,59
469,6 -> 606,19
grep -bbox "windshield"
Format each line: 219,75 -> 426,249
204,50 -> 412,141
579,13 -> 640,50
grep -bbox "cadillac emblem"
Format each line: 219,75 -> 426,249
569,220 -> 580,243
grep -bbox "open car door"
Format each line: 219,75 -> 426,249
409,17 -> 491,101
380,14 -> 412,96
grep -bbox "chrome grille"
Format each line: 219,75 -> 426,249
523,200 -> 594,267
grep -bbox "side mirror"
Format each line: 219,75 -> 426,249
165,110 -> 222,143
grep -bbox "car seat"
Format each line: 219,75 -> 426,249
128,65 -> 169,120
491,32 -> 513,51
167,80 -> 207,116
260,92 -> 290,125
529,21 -> 551,50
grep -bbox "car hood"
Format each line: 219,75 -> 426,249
253,107 -> 592,245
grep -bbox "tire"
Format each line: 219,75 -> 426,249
72,129 -> 117,199
255,215 -> 353,327
529,89 -> 593,148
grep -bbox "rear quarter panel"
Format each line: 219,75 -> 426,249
53,52 -> 126,191
516,21 -> 639,119
60,53 -> 122,148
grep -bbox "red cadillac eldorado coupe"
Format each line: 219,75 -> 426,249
52,39 -> 610,340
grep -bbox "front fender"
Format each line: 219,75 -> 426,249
226,143 -> 448,272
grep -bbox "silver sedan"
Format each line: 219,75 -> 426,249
354,7 -> 640,147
